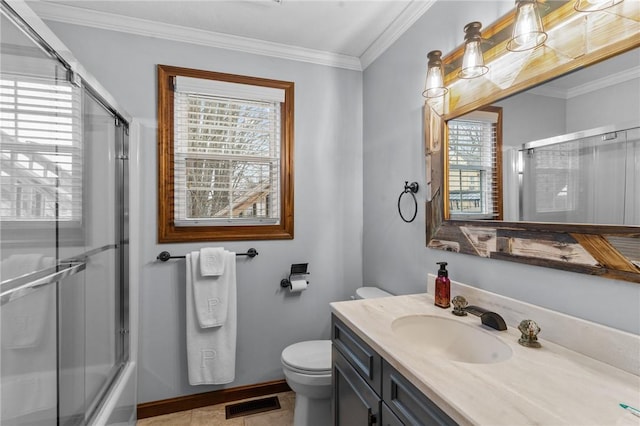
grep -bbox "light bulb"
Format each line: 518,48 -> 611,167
423,50 -> 448,98
459,22 -> 489,79
507,0 -> 547,52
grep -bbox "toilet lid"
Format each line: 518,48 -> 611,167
356,286 -> 392,299
281,340 -> 331,373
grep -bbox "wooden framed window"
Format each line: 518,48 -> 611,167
447,106 -> 503,220
157,65 -> 294,242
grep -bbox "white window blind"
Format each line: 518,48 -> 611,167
448,111 -> 500,219
0,75 -> 82,222
173,77 -> 283,226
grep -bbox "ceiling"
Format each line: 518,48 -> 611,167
26,0 -> 437,70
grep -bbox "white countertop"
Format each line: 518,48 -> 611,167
331,294 -> 640,426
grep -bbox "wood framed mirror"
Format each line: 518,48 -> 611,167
425,1 -> 640,283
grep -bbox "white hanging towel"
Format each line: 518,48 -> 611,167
192,249 -> 230,328
199,247 -> 225,277
186,250 -> 237,385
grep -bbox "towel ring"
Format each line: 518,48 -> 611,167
398,181 -> 419,223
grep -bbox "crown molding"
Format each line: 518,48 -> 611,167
27,1 -> 363,71
360,0 -> 437,70
567,65 -> 640,98
526,85 -> 568,99
527,65 -> 640,99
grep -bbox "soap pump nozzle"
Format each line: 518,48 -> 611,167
436,261 -> 448,277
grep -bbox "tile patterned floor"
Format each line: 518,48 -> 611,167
136,392 -> 295,426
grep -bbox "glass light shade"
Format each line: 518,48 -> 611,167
507,0 -> 548,52
459,22 -> 489,79
575,0 -> 624,11
423,50 -> 448,98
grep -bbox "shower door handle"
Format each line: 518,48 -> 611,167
0,261 -> 87,303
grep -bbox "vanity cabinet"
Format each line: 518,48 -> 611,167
332,315 -> 457,426
333,347 -> 381,425
383,361 -> 457,426
332,314 -> 382,425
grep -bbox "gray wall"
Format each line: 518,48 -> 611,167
566,55 -> 640,132
363,1 -> 640,335
44,22 -> 364,403
496,93 -> 566,148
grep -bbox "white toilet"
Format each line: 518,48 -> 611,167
281,286 -> 392,426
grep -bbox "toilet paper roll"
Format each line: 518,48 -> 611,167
289,279 -> 308,293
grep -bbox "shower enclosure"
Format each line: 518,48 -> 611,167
519,125 -> 640,225
1,1 -> 135,424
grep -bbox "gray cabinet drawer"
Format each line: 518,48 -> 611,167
332,314 -> 382,395
383,361 -> 457,426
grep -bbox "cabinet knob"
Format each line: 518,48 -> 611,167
368,412 -> 377,425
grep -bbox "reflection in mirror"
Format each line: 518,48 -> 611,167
446,47 -> 640,226
518,125 -> 639,225
447,107 -> 502,220
429,1 -> 640,283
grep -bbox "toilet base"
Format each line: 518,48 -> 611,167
293,394 -> 331,426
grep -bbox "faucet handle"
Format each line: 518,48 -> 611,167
451,295 -> 468,316
518,319 -> 541,348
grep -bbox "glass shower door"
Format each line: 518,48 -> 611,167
1,5 -> 73,424
1,2 -> 129,424
520,126 -> 638,225
59,89 -> 126,426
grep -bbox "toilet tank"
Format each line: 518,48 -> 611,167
355,286 -> 392,299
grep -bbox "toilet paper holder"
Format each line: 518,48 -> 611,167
280,263 -> 310,289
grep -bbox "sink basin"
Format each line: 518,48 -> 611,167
391,315 -> 512,364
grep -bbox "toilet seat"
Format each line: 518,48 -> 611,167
281,340 -> 331,375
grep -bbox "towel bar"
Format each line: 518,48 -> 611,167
157,248 -> 258,261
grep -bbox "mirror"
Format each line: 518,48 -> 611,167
446,48 -> 640,226
425,1 -> 640,284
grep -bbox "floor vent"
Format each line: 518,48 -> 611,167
225,395 -> 281,419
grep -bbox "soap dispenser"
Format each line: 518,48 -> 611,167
435,262 -> 450,308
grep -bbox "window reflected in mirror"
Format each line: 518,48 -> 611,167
447,106 -> 503,220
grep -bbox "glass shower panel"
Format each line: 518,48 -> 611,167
520,127 -> 637,225
0,6 -> 63,266
0,282 -> 58,425
588,131 -> 627,225
58,267 -> 87,426
0,7 -> 70,425
563,132 -> 628,224
83,250 -> 118,413
521,140 -> 581,223
58,88 -> 122,425
82,90 -> 120,420
1,3 -> 130,424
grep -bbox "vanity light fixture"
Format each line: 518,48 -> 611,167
574,0 -> 623,11
459,22 -> 489,79
422,50 -> 448,98
506,0 -> 548,52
